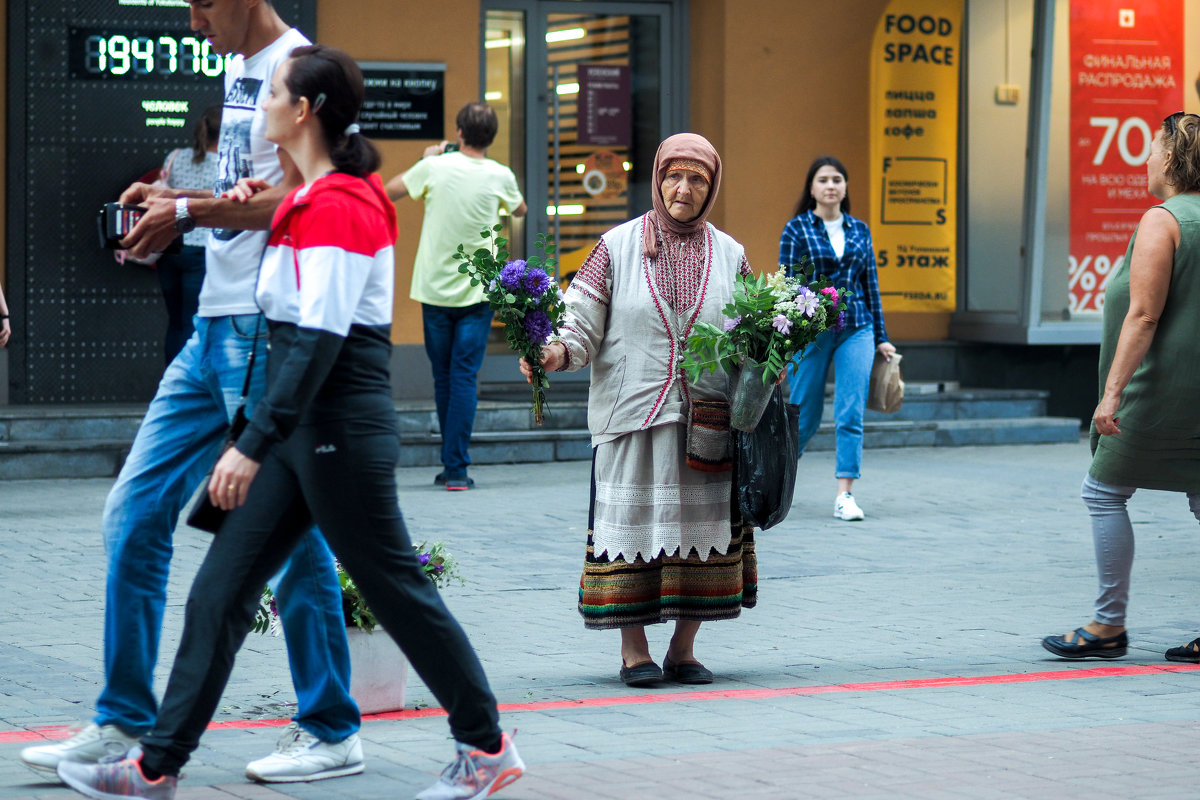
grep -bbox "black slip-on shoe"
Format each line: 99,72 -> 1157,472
619,660 -> 663,687
662,654 -> 714,684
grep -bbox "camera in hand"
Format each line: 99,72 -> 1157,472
96,203 -> 145,249
443,142 -> 460,153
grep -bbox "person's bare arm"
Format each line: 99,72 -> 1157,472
384,172 -> 410,201
511,200 -> 528,218
119,150 -> 303,259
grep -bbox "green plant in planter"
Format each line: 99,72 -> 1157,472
255,540 -> 463,635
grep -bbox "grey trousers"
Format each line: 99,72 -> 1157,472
1083,473 -> 1200,625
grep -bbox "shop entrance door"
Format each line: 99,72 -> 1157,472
482,1 -> 688,283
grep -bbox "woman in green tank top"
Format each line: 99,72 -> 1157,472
1043,111 -> 1200,663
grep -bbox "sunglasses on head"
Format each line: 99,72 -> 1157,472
1163,111 -> 1199,138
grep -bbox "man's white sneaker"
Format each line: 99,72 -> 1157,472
833,492 -> 865,521
20,723 -> 139,775
244,722 -> 364,783
416,732 -> 524,800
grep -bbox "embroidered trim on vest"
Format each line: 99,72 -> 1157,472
677,225 -> 715,408
640,215 -> 676,429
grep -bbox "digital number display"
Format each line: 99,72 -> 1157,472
69,27 -> 233,80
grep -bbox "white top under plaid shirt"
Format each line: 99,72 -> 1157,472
779,209 -> 889,345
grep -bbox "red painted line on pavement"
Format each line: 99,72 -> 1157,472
4,663 -> 1196,744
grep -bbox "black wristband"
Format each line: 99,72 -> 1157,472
0,314 -> 8,320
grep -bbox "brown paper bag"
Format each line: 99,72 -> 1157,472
867,351 -> 904,414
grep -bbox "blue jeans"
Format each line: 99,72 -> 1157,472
1082,474 -> 1200,625
788,324 -> 874,479
97,314 -> 359,742
422,302 -> 493,478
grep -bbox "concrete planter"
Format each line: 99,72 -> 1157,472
346,626 -> 408,714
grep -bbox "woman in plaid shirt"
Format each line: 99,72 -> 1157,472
780,156 -> 896,521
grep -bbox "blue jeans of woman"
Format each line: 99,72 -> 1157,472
422,302 -> 493,478
1082,474 -> 1200,625
788,324 -> 874,479
97,314 -> 359,743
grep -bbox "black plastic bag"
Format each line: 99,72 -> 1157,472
734,384 -> 800,530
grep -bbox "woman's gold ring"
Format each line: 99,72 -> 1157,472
228,484 -> 236,491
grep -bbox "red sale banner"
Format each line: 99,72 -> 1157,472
1069,0 -> 1182,314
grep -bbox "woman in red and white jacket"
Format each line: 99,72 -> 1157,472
56,45 -> 523,800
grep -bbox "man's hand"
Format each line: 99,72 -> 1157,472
119,195 -> 182,261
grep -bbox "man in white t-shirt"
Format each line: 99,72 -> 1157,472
386,103 -> 527,491
20,0 -> 363,785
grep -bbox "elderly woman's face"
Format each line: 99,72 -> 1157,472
661,170 -> 711,222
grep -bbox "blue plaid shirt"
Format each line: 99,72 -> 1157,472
779,210 -> 889,345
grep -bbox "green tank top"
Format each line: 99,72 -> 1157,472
1090,192 -> 1200,492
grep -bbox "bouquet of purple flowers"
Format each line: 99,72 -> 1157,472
453,224 -> 563,425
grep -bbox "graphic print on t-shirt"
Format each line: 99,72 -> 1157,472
213,77 -> 263,241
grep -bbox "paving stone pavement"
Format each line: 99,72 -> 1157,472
2,439 -> 1200,799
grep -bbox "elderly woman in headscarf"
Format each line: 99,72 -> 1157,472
521,133 -> 755,688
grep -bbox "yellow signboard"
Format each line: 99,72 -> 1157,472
868,0 -> 962,312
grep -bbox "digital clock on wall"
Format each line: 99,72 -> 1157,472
69,28 -> 233,79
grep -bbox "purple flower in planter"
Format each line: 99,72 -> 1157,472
418,553 -> 431,566
723,315 -> 742,332
834,310 -> 847,331
523,309 -> 553,343
772,314 -> 791,334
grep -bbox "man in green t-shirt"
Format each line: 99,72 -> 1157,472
386,103 -> 527,491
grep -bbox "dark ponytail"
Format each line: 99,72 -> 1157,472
284,44 -> 381,176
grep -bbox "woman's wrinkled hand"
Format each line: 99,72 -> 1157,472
208,446 -> 262,510
222,178 -> 271,203
1093,393 -> 1122,436
519,342 -> 567,383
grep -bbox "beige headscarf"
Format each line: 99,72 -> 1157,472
643,133 -> 722,259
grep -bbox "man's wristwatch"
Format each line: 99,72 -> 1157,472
174,197 -> 196,234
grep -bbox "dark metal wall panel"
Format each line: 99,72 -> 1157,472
7,1 -> 315,403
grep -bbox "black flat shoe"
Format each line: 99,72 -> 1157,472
662,654 -> 713,684
1041,627 -> 1128,659
619,660 -> 663,687
1165,637 -> 1200,663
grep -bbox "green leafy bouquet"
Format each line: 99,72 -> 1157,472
453,225 -> 563,425
681,265 -> 851,385
255,541 -> 463,635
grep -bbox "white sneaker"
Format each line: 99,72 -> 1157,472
20,722 -> 139,775
417,731 -> 524,800
833,492 -> 865,521
244,722 -> 364,783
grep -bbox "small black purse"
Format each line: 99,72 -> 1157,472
185,406 -> 250,534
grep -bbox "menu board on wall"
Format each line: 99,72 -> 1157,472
576,64 -> 631,147
1068,1 -> 1183,315
868,0 -> 962,313
358,62 -> 445,140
